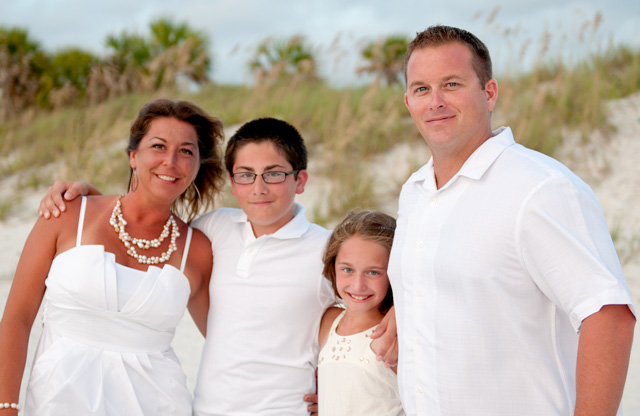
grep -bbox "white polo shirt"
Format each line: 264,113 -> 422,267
191,203 -> 335,416
388,127 -> 635,416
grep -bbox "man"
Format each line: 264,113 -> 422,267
388,25 -> 636,415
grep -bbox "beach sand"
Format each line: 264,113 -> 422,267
1,93 -> 639,412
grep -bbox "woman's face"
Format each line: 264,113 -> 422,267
129,116 -> 200,203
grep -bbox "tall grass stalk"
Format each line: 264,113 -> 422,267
1,41 -> 639,224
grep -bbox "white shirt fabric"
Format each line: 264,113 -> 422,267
388,127 -> 636,416
192,203 -> 335,416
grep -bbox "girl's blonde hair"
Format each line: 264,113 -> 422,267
322,210 -> 396,313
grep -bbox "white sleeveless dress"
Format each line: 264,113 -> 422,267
24,197 -> 194,415
318,311 -> 405,416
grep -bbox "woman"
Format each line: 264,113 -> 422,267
0,99 -> 225,415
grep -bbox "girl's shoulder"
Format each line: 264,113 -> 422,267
319,306 -> 344,349
321,306 -> 344,326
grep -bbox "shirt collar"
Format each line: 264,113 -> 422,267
230,202 -> 310,240
406,126 -> 514,189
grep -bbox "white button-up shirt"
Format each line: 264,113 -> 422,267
388,127 -> 635,415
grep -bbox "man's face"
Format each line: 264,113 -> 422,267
230,141 -> 307,237
404,42 -> 498,160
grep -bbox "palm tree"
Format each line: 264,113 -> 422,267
44,48 -> 98,107
90,30 -> 153,100
105,31 -> 152,70
148,17 -> 211,86
0,26 -> 48,117
249,36 -> 318,83
101,19 -> 211,93
357,35 -> 408,86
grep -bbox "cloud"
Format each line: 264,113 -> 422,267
2,0 -> 638,84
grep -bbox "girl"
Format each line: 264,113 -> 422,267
317,210 -> 404,416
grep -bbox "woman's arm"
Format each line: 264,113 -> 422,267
0,214 -> 63,412
185,229 -> 213,337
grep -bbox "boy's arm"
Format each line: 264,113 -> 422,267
303,378 -> 319,415
39,181 -> 101,219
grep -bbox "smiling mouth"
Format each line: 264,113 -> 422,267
348,293 -> 372,301
157,174 -> 178,182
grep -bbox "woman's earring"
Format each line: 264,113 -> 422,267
131,169 -> 138,192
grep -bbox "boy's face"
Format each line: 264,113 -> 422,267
230,141 -> 308,237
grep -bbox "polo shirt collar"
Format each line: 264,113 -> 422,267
407,126 -> 515,190
230,202 -> 310,240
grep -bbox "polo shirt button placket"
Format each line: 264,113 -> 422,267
237,242 -> 263,278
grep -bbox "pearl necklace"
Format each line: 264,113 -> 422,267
109,197 -> 180,265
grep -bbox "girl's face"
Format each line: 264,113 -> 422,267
335,235 -> 390,316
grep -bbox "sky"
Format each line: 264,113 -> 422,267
2,0 -> 640,86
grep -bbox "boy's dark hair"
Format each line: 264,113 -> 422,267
225,118 -> 307,178
404,25 -> 493,88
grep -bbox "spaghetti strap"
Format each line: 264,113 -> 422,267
180,227 -> 193,273
76,196 -> 87,247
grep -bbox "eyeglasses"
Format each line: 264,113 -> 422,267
231,170 -> 299,185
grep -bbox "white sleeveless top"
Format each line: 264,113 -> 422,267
25,196 -> 194,415
318,311 -> 405,416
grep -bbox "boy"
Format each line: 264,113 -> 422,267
190,118 -> 335,415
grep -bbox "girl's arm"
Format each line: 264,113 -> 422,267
304,306 -> 343,416
0,214 -> 64,412
185,229 -> 213,337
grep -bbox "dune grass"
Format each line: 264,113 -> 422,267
1,42 -> 639,223
495,43 -> 640,155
